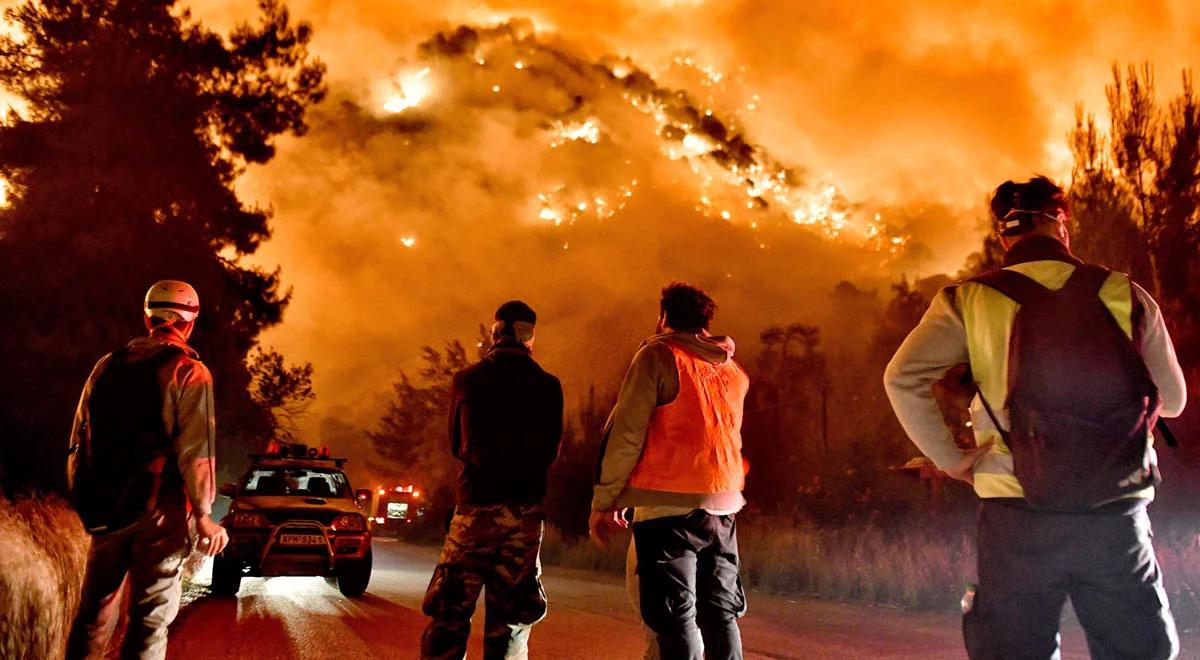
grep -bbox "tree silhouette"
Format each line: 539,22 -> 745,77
248,347 -> 315,441
869,278 -> 928,367
0,0 -> 325,491
1067,64 -> 1200,373
1067,106 -> 1149,281
545,384 -> 613,540
744,322 -> 828,509
367,341 -> 470,518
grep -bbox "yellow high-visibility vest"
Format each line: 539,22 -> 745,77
957,259 -> 1152,500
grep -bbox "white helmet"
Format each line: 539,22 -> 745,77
144,280 -> 200,324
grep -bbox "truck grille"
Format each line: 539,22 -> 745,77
264,509 -> 338,526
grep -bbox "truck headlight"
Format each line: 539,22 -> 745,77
330,514 -> 366,532
228,512 -> 269,528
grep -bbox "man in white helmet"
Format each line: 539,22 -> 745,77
66,280 -> 227,660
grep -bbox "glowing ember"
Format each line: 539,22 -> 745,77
605,52 -> 900,247
384,67 -> 432,113
680,133 -> 714,157
548,119 -> 601,147
383,20 -> 909,254
534,181 -> 636,225
399,235 -> 417,248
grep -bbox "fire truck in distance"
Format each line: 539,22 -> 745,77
367,483 -> 428,535
214,442 -> 374,597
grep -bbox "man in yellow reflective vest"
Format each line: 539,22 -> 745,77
885,176 -> 1186,660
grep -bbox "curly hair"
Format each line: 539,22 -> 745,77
989,175 -> 1066,223
660,282 -> 717,332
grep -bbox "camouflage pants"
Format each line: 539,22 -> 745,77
420,504 -> 548,660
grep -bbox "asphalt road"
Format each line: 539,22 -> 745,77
168,538 -> 1142,659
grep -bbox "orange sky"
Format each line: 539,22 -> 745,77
163,1 -> 1200,441
191,0 -> 1200,201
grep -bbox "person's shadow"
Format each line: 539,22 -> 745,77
331,592 -> 430,657
168,592 -> 296,659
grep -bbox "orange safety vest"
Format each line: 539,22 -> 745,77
627,343 -> 750,494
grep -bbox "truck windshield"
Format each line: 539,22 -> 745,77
241,468 -> 351,498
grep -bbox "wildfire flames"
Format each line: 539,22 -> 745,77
384,67 -> 434,114
194,0 -> 1200,435
372,21 -> 908,256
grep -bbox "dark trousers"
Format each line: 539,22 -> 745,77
633,511 -> 746,660
965,500 -> 1178,660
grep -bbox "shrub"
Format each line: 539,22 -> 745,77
540,509 -> 1200,619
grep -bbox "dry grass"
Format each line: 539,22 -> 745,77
540,525 -> 628,574
0,495 -> 90,659
541,511 -> 1200,622
737,515 -> 974,610
1152,522 -> 1200,628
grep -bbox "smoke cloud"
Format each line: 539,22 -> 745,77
183,0 -> 1200,455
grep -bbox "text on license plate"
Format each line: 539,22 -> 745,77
278,534 -> 324,546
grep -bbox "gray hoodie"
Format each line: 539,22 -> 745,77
592,332 -> 747,518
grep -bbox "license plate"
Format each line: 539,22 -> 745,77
278,534 -> 324,546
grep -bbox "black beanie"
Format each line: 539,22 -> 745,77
495,300 -> 537,326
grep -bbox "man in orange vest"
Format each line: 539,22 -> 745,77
591,282 -> 750,660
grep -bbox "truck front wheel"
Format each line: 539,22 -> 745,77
336,549 -> 372,597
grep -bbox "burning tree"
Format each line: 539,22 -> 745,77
0,0 -> 326,490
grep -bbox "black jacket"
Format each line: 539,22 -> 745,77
449,343 -> 564,505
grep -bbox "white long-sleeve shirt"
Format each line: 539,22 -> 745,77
885,258 -> 1186,472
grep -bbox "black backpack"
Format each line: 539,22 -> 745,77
970,264 -> 1162,511
69,345 -> 183,534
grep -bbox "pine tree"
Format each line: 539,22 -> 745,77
0,0 -> 325,491
1068,65 -> 1200,372
367,341 -> 470,517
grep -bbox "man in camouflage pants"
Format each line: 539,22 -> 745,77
421,301 -> 564,660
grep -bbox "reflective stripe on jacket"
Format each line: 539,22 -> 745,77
959,260 -> 1151,500
627,344 -> 749,495
885,236 -> 1185,505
